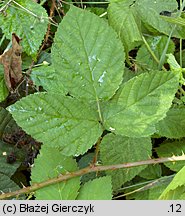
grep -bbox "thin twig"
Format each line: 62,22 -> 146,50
114,174 -> 175,199
0,155 -> 185,200
0,0 -> 12,12
38,0 -> 55,52
5,1 -> 58,27
92,136 -> 102,164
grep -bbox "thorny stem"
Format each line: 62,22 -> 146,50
1,155 -> 185,200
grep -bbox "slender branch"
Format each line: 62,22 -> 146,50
0,0 -> 12,12
114,174 -> 175,199
92,136 -> 102,164
38,0 -> 55,53
1,155 -> 185,200
5,0 -> 58,27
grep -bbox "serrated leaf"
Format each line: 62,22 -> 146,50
136,36 -> 175,71
166,54 -> 182,73
32,146 -> 80,200
156,107 -> 185,138
180,192 -> 185,199
0,174 -> 19,194
0,0 -> 48,57
100,134 -> 152,190
108,0 -> 143,55
31,65 -> 65,93
135,0 -> 185,38
8,92 -> 102,156
156,140 -> 185,172
0,65 -> 8,102
161,16 -> 185,27
103,71 -> 179,137
52,6 -> 125,101
77,176 -> 112,200
161,186 -> 185,200
159,166 -> 185,199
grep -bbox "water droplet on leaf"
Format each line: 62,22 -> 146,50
98,71 -> 106,86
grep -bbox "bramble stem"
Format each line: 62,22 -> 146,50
1,155 -> 185,199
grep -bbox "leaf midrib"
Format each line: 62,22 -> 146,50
75,14 -> 103,123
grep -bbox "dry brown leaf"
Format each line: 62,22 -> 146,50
0,33 -> 23,93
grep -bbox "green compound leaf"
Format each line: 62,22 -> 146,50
108,0 -> 142,55
52,6 -> 125,102
32,146 -> 80,200
136,36 -> 175,71
156,140 -> 185,172
156,107 -> 185,138
31,65 -> 65,94
0,65 -> 8,102
103,71 -> 179,137
135,0 -> 185,38
7,92 -> 102,156
0,0 -> 48,57
159,166 -> 185,200
100,134 -> 152,190
77,176 -> 112,200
